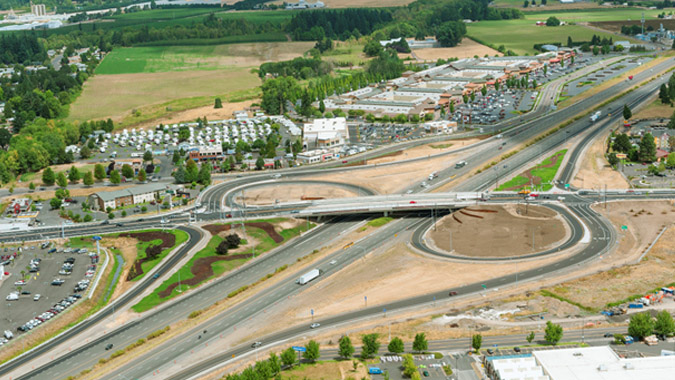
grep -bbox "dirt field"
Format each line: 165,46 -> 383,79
428,205 -> 568,258
309,138 -> 486,194
237,184 -> 359,205
412,38 -> 500,61
543,201 -> 675,309
571,129 -> 629,189
131,99 -> 256,130
368,138 -> 481,165
633,98 -> 675,120
69,69 -> 260,123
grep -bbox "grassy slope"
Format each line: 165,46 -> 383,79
497,149 -> 568,191
132,219 -> 315,312
133,229 -> 190,281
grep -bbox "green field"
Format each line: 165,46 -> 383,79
497,149 -> 568,191
522,8 -> 662,22
132,218 -> 315,312
468,20 -> 628,55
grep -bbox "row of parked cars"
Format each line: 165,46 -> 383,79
17,294 -> 82,332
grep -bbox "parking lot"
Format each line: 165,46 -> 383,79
0,243 -> 99,339
562,56 -> 651,98
371,354 -> 451,380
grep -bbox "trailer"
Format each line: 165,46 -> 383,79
296,269 -> 320,285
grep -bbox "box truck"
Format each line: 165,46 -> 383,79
296,269 -> 320,285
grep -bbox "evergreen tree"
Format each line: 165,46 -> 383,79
214,97 -> 223,108
42,167 -> 55,186
68,166 -> 80,183
185,160 -> 199,183
639,133 -> 657,162
56,172 -> 68,188
339,336 -> 355,359
198,163 -> 212,185
83,171 -> 94,186
622,104 -> 632,120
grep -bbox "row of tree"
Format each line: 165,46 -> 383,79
658,73 -> 675,106
258,57 -> 333,80
173,160 -> 212,186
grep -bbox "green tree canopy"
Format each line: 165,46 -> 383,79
544,321 -> 563,345
628,312 -> 654,340
339,335 -> 355,359
388,337 -> 405,354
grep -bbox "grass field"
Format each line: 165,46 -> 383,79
132,229 -> 190,281
468,20 -> 626,55
497,149 -> 567,191
634,98 -> 675,120
131,218 -> 314,312
70,41 -> 312,124
521,7 -> 662,22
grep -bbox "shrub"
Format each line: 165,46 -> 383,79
188,310 -> 203,319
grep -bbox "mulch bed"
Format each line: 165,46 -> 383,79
466,208 -> 498,213
460,210 -> 483,219
119,231 -> 177,281
452,213 -> 463,224
203,222 -> 283,243
157,253 -> 253,298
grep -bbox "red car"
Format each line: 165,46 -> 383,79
409,201 -> 417,204
449,291 -> 458,296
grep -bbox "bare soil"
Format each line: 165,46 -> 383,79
203,222 -> 281,242
633,99 -> 675,120
412,38 -> 500,61
131,99 -> 256,130
428,205 -> 568,257
543,200 -> 675,309
571,129 -> 629,189
238,184 -> 358,205
4,185 -> 133,204
308,138 -> 484,194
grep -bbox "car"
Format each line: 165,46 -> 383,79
226,214 -> 232,218
101,220 -> 110,225
487,348 -> 494,354
105,343 -> 114,351
310,323 -> 320,329
449,291 -> 458,296
514,347 -> 521,353
604,333 -> 614,338
21,290 -> 31,295
329,260 -> 337,265
251,341 -> 262,348
423,371 -> 429,377
116,223 -> 123,227
152,273 -> 160,279
409,201 -> 417,204
290,210 -> 299,214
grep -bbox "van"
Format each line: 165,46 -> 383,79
455,161 -> 467,169
4,330 -> 13,340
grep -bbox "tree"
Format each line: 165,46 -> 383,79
110,169 -> 121,185
361,334 -> 380,359
83,171 -> 94,186
659,84 -> 671,104
526,331 -> 535,344
613,333 -> 626,345
56,172 -> 68,188
388,337 -> 405,354
655,311 -> 675,337
216,241 -> 229,255
137,168 -> 147,182
338,335 -> 355,359
629,312 -> 654,340
436,21 -> 467,48
50,197 -> 62,210
84,214 -> 92,223
639,133 -> 657,162
29,182 -> 35,191
402,354 -> 417,377
172,150 -> 182,164
173,166 -> 186,184
281,347 -> 297,368
80,146 -> 91,159
94,164 -> 106,181
622,104 -> 632,121
613,133 -> 632,153
472,334 -> 482,352
363,39 -> 383,57
608,153 -> 619,167
567,36 -> 573,48
546,16 -> 561,26
319,100 -> 326,114
268,352 -> 281,376
68,166 -> 81,183
42,167 -> 55,186
226,234 -> 241,248
121,164 -> 134,179
185,160 -> 199,183
198,163 -> 212,185
523,0 -> 528,7
214,97 -> 223,109
544,321 -> 563,345
413,333 -> 428,353
143,151 -> 153,162
255,156 -> 265,170
666,153 -> 675,169
303,340 -> 320,362
481,85 -> 487,96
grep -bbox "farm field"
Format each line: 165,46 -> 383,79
521,7 -> 663,22
411,38 -> 499,61
467,19 -> 627,55
70,41 -> 312,124
270,0 -> 412,7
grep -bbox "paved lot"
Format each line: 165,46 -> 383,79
0,245 -> 96,335
563,56 -> 651,98
371,354 -> 453,380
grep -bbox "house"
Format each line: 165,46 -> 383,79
303,118 -> 349,150
188,145 -> 224,162
285,0 -> 324,9
88,184 -> 169,211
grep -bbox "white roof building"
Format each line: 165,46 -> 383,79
303,117 -> 349,150
490,346 -> 675,380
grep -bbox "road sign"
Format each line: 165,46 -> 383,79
292,346 -> 306,352
621,225 -> 628,231
93,236 -> 102,241
564,184 -> 570,189
310,309 -> 314,316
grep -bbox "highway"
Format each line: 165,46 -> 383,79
1,56 -> 673,380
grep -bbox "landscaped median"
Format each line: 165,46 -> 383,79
496,149 -> 567,192
131,218 -> 315,312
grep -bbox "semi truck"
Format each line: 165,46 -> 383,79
296,269 -> 320,285
590,111 -> 601,123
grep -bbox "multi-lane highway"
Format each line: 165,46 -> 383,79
1,55 -> 674,380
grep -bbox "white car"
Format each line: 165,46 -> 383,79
310,323 -> 320,329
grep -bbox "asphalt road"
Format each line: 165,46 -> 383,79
2,56 -> 673,379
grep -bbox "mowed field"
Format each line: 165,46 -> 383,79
468,20 -> 626,55
269,0 -> 413,7
411,38 -> 500,61
69,41 -> 313,124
